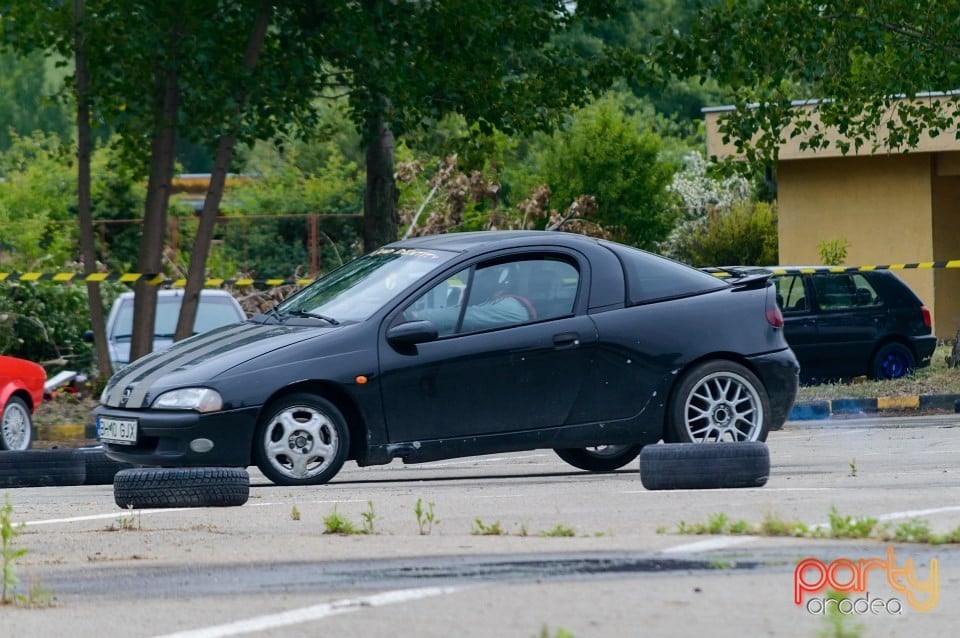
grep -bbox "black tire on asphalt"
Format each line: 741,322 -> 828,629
78,446 -> 135,485
113,467 -> 250,509
554,444 -> 643,472
0,449 -> 86,488
639,441 -> 770,491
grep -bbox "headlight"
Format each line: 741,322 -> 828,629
152,388 -> 223,412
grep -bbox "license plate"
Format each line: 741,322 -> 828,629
98,416 -> 138,445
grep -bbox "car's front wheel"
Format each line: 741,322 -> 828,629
668,360 -> 770,443
554,445 -> 642,472
1,396 -> 33,451
253,393 -> 350,486
870,342 -> 915,380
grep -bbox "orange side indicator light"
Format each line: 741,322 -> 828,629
355,375 -> 368,384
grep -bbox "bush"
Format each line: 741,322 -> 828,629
0,281 -> 127,374
670,201 -> 778,267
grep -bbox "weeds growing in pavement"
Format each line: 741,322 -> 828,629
664,506 -> 960,544
471,518 -> 505,536
1,495 -> 26,604
534,626 -> 575,638
290,505 -> 301,521
817,590 -> 865,638
539,524 -> 576,537
323,504 -> 377,535
360,501 -> 377,535
414,498 -> 438,535
323,507 -> 360,535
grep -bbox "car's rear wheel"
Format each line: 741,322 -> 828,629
253,393 -> 350,486
554,445 -> 642,472
870,342 -> 915,380
668,360 -> 770,443
1,396 -> 33,451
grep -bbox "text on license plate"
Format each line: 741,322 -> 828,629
98,417 -> 138,444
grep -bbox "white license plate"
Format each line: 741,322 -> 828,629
98,416 -> 138,445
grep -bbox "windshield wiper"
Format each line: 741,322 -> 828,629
286,310 -> 340,325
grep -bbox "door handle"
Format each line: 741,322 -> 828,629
553,332 -> 580,348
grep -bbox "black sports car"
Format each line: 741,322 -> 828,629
95,231 -> 799,485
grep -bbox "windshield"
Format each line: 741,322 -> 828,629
275,246 -> 457,323
113,296 -> 243,338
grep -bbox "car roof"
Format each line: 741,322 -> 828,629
391,230 -> 601,254
115,289 -> 239,301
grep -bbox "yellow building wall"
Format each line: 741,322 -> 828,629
931,156 -> 960,339
777,155 -> 942,335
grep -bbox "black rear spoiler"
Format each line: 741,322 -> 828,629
702,266 -> 773,290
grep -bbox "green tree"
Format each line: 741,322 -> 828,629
536,93 -> 678,248
659,1 -> 960,163
0,50 -> 73,152
675,201 -> 779,267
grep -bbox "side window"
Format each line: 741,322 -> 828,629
402,267 -> 470,337
850,274 -> 881,307
774,275 -> 808,312
401,255 -> 579,336
812,273 -> 877,310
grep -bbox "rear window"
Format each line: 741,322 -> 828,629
113,296 -> 243,338
601,241 -> 727,304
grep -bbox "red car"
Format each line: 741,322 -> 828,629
0,355 -> 46,451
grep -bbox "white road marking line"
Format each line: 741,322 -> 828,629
23,500 -> 366,527
661,536 -> 758,554
619,487 -> 835,494
151,586 -> 464,638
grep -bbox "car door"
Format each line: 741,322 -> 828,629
378,252 -> 596,443
807,272 -> 885,375
773,274 -> 821,374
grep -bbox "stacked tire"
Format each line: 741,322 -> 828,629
639,441 -> 770,491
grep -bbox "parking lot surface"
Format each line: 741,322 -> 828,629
3,415 -> 960,637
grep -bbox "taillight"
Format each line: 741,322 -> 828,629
921,305 -> 932,328
766,305 -> 784,328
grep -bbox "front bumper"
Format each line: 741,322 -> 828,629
748,348 -> 800,430
93,404 -> 260,467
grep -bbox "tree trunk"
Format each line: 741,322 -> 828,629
363,114 -> 398,253
175,8 -> 271,342
74,0 -> 112,379
130,46 -> 180,363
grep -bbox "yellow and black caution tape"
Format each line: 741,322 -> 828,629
707,260 -> 960,277
0,272 -> 316,287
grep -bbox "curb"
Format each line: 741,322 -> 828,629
788,394 -> 960,421
35,422 -> 98,442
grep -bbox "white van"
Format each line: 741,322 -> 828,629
103,289 -> 247,370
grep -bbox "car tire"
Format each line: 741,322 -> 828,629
639,442 -> 770,490
668,360 -> 771,443
78,446 -> 135,485
113,467 -> 250,509
870,342 -> 915,380
0,449 -> 86,488
1,396 -> 33,451
554,445 -> 643,472
253,393 -> 350,486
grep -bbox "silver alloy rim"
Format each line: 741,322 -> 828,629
263,404 -> 339,479
682,371 -> 763,442
1,401 -> 31,451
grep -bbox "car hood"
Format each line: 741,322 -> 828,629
100,320 -> 338,409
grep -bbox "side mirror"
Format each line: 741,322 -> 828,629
386,320 -> 438,346
82,329 -> 95,343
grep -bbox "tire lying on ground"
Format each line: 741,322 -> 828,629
0,449 -> 86,488
78,445 -> 135,485
639,442 -> 770,491
113,466 -> 250,509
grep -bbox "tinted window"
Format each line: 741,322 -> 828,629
604,242 -> 726,304
812,273 -> 880,310
773,274 -> 808,312
403,255 -> 579,337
